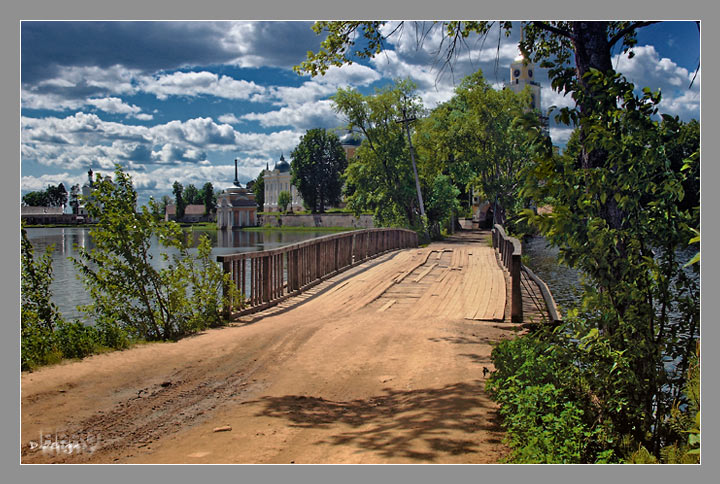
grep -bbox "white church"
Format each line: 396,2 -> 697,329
262,154 -> 304,213
263,134 -> 361,212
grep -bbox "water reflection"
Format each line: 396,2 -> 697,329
23,227 -> 331,324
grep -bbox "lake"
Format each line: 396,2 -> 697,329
24,226 -> 338,323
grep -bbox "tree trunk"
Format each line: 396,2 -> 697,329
571,21 -> 626,236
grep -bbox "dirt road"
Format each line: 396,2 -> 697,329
21,231 -> 517,464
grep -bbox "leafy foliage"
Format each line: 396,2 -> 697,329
21,225 -> 65,370
253,170 -> 265,211
504,70 -> 699,462
277,190 -> 291,214
414,70 -> 537,232
332,79 -> 423,229
72,165 -> 239,342
172,181 -> 185,220
200,182 -> 216,216
290,128 -> 347,213
22,183 -> 68,208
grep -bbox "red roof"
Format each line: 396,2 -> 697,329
165,204 -> 206,216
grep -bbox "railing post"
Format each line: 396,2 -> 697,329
511,247 -> 523,323
222,260 -> 232,320
263,255 -> 271,303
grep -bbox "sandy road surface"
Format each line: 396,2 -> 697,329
21,231 -> 518,464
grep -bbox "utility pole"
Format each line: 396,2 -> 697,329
397,98 -> 426,220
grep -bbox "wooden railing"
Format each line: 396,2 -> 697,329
521,265 -> 562,323
217,228 -> 419,318
492,224 -> 523,323
492,224 -> 562,324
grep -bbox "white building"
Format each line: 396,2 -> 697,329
263,154 -> 304,212
78,169 -> 113,220
216,159 -> 258,229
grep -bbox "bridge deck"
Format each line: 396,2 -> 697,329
21,230 -> 532,464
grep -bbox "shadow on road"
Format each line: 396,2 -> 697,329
249,380 -> 504,462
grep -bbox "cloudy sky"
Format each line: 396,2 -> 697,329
20,21 -> 700,208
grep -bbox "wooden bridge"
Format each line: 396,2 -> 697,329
218,227 -> 559,326
21,227 -> 560,465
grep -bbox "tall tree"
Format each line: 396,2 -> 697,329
46,183 -> 68,209
290,128 -> 347,213
277,190 -> 291,214
332,79 -> 422,227
253,170 -> 265,211
22,190 -> 49,207
69,184 -> 81,215
183,184 -> 201,206
200,182 -> 216,216
172,181 -> 185,220
414,70 -> 537,230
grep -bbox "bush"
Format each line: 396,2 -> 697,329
72,165 -> 239,342
486,322 -> 627,463
21,225 -> 64,370
54,320 -> 100,360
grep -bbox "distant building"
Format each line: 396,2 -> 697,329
263,154 -> 304,212
339,131 -> 362,160
165,204 -> 213,223
505,53 -> 549,136
216,159 -> 258,229
78,168 -> 116,222
21,206 -> 77,225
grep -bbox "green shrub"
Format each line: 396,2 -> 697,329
21,225 -> 64,370
72,165 -> 239,343
54,320 -> 100,360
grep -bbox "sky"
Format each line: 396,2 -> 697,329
20,20 -> 701,208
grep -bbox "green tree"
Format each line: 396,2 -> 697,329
278,190 -> 291,214
332,79 -> 422,228
424,174 -> 460,239
517,71 -> 699,461
22,190 -> 49,207
183,183 -> 201,206
172,181 -> 185,220
414,70 -> 537,231
160,194 -> 172,218
200,182 -> 216,216
51,183 -> 68,208
69,184 -> 81,214
72,166 -> 238,342
253,170 -> 265,211
290,128 -> 347,213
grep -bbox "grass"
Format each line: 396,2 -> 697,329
180,222 -> 217,230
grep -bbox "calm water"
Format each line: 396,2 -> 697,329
522,236 -> 583,313
522,236 -> 699,318
24,226 -> 335,323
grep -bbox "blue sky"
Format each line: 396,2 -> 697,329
20,21 -> 700,208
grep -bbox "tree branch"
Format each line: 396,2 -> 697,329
532,21 -> 574,40
608,21 -> 661,48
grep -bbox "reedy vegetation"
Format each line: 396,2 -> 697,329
20,166 -> 240,370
